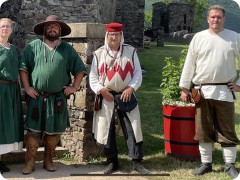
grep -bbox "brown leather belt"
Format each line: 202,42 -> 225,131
0,79 -> 17,83
194,82 -> 235,99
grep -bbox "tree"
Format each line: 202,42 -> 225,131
184,0 -> 208,29
144,11 -> 152,27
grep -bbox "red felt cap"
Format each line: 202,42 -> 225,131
106,22 -> 123,32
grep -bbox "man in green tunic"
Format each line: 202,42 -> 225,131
20,15 -> 86,175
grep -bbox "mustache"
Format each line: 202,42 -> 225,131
44,33 -> 60,41
49,30 -> 57,34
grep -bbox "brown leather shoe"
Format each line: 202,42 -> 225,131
22,136 -> 40,175
43,135 -> 60,172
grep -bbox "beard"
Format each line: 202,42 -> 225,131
44,30 -> 60,42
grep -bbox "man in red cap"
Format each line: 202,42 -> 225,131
19,15 -> 86,175
89,22 -> 149,174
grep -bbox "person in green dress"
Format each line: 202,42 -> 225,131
20,15 -> 86,175
0,18 -> 24,177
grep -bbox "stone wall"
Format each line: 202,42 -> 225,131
0,0 -> 144,51
152,1 -> 194,40
114,0 -> 145,49
60,23 -> 105,162
168,2 -> 194,33
152,2 -> 168,35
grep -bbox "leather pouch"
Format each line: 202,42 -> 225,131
115,94 -> 137,112
54,95 -> 64,113
189,88 -> 204,103
94,94 -> 103,111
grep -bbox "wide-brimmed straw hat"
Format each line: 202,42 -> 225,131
33,15 -> 71,36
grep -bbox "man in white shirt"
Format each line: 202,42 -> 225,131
179,5 -> 240,179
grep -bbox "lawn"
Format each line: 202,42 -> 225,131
115,41 -> 240,180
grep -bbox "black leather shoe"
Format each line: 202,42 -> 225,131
192,163 -> 212,175
224,163 -> 239,179
0,162 -> 10,172
132,162 -> 149,174
103,162 -> 119,174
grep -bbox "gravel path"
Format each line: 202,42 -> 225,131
1,161 -> 148,180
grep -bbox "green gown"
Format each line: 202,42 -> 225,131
0,44 -> 24,150
20,39 -> 86,134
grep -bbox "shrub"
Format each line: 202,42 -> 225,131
160,46 -> 193,106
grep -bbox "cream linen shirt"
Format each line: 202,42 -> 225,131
179,29 -> 240,102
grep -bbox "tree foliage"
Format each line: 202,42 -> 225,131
144,11 -> 152,27
184,0 -> 208,29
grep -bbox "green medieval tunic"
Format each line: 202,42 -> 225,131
0,44 -> 24,154
20,39 -> 86,134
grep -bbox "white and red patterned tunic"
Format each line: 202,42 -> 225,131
90,41 -> 143,146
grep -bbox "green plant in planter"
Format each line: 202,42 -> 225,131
160,46 -> 199,161
160,46 -> 193,106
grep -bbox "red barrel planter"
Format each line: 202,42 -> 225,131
163,104 -> 200,161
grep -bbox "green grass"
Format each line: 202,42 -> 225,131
114,41 -> 240,180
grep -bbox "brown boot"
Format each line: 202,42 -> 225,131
22,136 -> 39,175
43,135 -> 60,172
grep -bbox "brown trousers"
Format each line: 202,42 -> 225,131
195,99 -> 240,147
